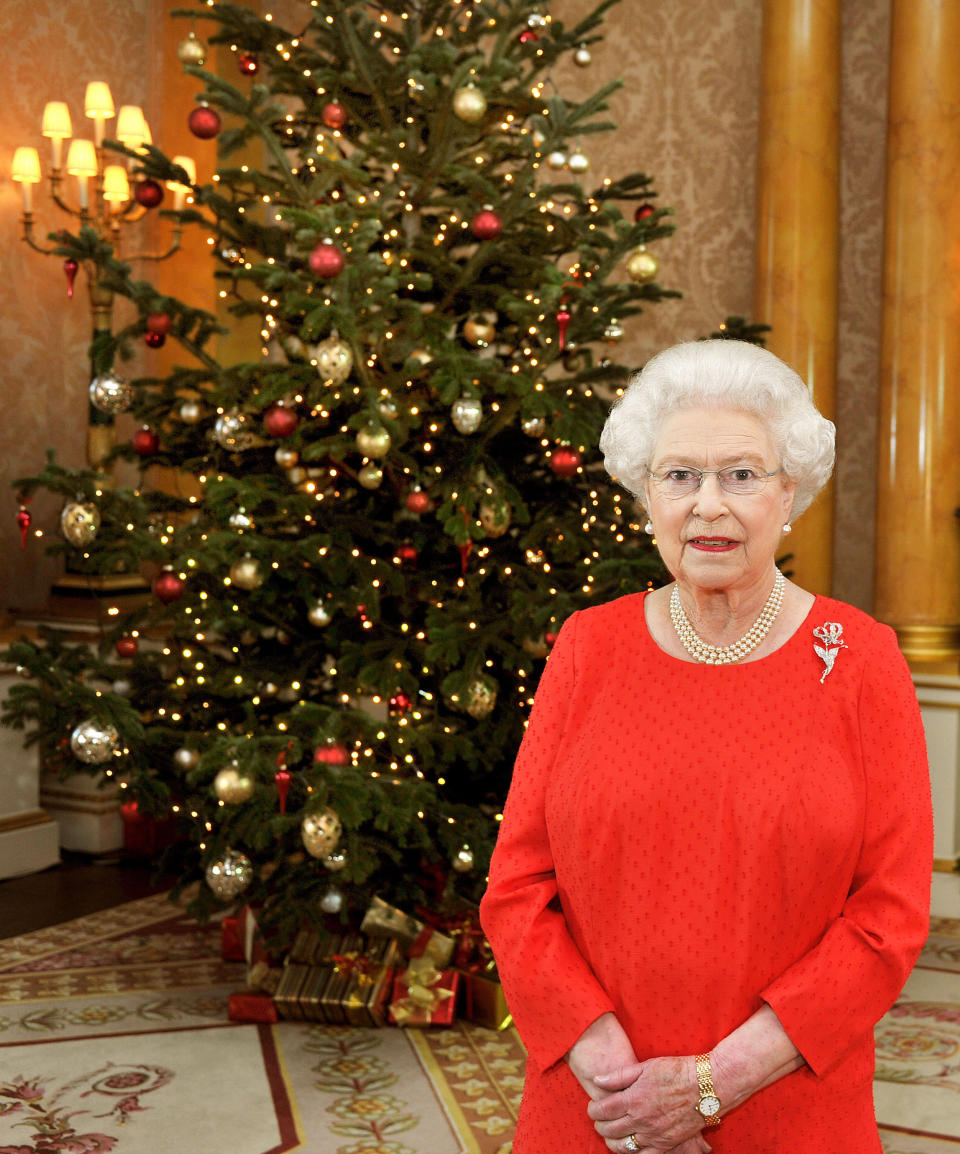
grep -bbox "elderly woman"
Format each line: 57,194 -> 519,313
480,340 -> 932,1154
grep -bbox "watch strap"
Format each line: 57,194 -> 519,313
694,1053 -> 722,1125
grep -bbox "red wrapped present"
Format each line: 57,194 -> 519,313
228,989 -> 278,1024
221,916 -> 244,962
389,957 -> 459,1027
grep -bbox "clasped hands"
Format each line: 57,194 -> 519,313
567,1013 -> 713,1154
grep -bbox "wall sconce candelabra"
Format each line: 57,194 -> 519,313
11,81 -> 194,472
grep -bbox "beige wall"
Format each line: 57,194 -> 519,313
0,0 -> 887,613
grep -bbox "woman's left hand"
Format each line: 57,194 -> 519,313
586,1055 -> 704,1150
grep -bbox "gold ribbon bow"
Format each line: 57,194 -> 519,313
391,956 -> 454,1023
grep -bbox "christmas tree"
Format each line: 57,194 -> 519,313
4,0 -> 680,944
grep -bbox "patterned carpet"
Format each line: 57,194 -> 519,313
0,896 -> 956,1153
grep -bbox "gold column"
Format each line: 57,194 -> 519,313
754,0 -> 841,595
875,0 -> 960,665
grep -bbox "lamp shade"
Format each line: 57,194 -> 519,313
115,105 -> 146,148
11,147 -> 42,184
66,138 -> 98,177
102,164 -> 131,203
84,81 -> 115,119
41,101 -> 72,139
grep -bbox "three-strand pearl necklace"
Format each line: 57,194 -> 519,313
669,569 -> 786,665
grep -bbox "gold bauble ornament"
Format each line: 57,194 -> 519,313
452,845 -> 475,873
230,555 -> 264,591
205,849 -> 253,901
452,83 -> 487,124
521,415 -> 546,438
463,317 -> 496,346
301,807 -> 343,859
568,150 -> 590,174
313,335 -> 354,385
323,849 -> 348,872
274,445 -> 299,468
479,499 -> 510,537
356,426 -> 391,458
60,499 -> 101,547
547,150 -> 567,170
179,399 -> 204,424
451,396 -> 483,434
358,463 -> 384,490
214,765 -> 255,804
465,675 -> 498,719
174,746 -> 199,771
177,30 -> 207,66
307,601 -> 332,627
574,44 -> 592,66
625,247 -> 659,283
604,319 -> 625,343
287,466 -> 308,485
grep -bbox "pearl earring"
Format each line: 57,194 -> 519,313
782,523 -> 792,534
644,521 -> 654,535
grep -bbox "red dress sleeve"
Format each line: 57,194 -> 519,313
761,621 -> 933,1076
480,612 -> 616,1073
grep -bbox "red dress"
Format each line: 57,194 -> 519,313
480,592 -> 932,1153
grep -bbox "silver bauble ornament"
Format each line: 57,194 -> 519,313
205,849 -> 253,901
568,150 -> 590,174
214,765 -> 255,804
179,399 -> 204,424
452,845 -> 475,873
625,247 -> 659,283
174,746 -> 199,771
604,320 -> 625,343
89,371 -> 133,415
547,150 -> 567,170
521,415 -> 547,438
230,555 -> 264,591
452,396 -> 483,435
70,719 -> 119,765
214,410 -> 254,450
527,11 -> 547,27
301,807 -> 342,859
452,84 -> 487,124
228,508 -> 254,531
112,678 -> 132,697
323,849 -> 348,872
479,498 -> 510,536
465,675 -> 498,719
307,601 -> 333,627
356,426 -> 391,458
358,463 -> 384,490
377,396 -> 399,420
320,886 -> 345,914
313,335 -> 354,385
574,44 -> 592,66
274,445 -> 299,469
60,500 -> 101,547
177,30 -> 207,66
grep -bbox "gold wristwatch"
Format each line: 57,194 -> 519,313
694,1053 -> 722,1125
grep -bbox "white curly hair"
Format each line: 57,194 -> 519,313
599,339 -> 835,519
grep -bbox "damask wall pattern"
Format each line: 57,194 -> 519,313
0,0 -> 886,612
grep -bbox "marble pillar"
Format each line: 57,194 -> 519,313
754,0 -> 841,595
875,0 -> 960,664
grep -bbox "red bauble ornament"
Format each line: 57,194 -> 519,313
519,28 -> 539,43
550,446 -> 582,477
135,179 -> 164,208
188,105 -> 221,139
556,307 -> 571,351
321,101 -> 348,129
16,504 -> 31,550
237,52 -> 259,75
634,203 -> 655,222
116,637 -> 139,659
308,240 -> 346,279
153,568 -> 185,604
405,490 -> 432,515
458,540 -> 473,573
395,543 -> 418,566
471,208 -> 503,240
144,330 -> 166,349
263,403 -> 299,438
274,768 -> 291,814
389,690 -> 413,714
132,427 -> 160,456
63,258 -> 78,299
146,313 -> 172,336
545,631 -> 558,647
313,742 -> 350,767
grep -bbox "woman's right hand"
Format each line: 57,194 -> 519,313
566,1012 -> 640,1102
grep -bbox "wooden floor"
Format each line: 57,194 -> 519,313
0,851 -> 169,939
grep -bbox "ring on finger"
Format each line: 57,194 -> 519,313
624,1136 -> 640,1153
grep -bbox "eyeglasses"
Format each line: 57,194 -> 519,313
646,465 -> 784,498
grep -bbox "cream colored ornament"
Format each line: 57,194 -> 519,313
452,845 -> 475,873
174,746 -> 199,771
287,466 -> 307,485
275,445 -> 299,468
214,765 -> 255,804
452,396 -> 483,434
574,44 -> 592,66
230,555 -> 264,591
307,601 -> 332,627
358,462 -> 384,490
313,334 -> 354,385
625,246 -> 659,283
179,399 -> 204,424
568,150 -> 590,173
356,426 -> 391,458
547,150 -> 567,170
301,807 -> 343,858
452,83 -> 487,124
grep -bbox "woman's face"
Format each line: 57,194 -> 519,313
644,406 -> 796,595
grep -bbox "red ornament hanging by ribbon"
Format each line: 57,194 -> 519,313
274,769 -> 291,814
63,259 -> 78,299
15,493 -> 32,550
556,306 -> 571,351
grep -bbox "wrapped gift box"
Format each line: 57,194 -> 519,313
458,969 -> 512,1030
273,933 -> 399,1026
228,989 -> 278,1024
389,958 -> 459,1027
361,896 -> 455,966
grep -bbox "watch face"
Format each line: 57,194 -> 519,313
699,1094 -> 721,1117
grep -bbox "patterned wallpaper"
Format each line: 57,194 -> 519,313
0,0 -> 886,613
